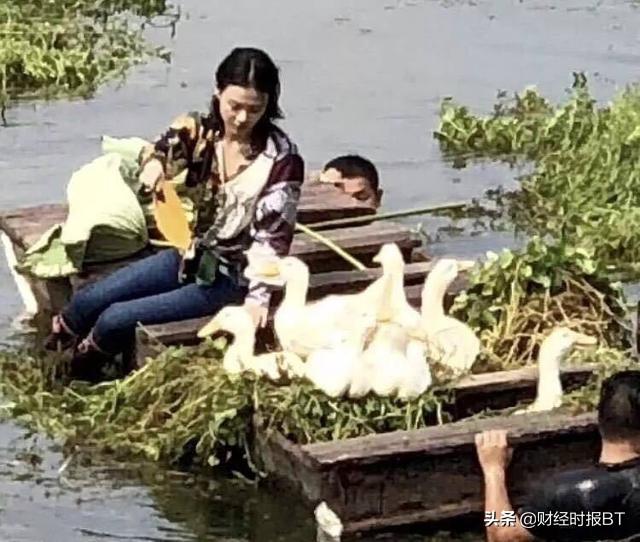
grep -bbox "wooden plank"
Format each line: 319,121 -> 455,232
304,408 -> 596,468
253,417 -> 330,503
133,281 -> 424,364
1,206 -> 414,269
255,412 -> 600,532
1,208 -> 405,316
291,222 -> 420,272
133,265 -> 431,352
0,204 -> 67,249
452,363 -> 597,418
0,183 -> 372,251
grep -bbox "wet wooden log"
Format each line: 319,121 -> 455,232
255,411 -> 599,533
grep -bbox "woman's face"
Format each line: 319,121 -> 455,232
217,85 -> 268,139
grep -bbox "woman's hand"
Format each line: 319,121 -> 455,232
244,300 -> 268,329
139,158 -> 164,194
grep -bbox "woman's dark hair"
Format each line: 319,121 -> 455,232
208,47 -> 283,151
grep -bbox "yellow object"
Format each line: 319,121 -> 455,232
153,181 -> 192,252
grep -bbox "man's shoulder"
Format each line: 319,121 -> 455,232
522,462 -> 640,514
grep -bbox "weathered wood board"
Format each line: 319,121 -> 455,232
0,182 -> 373,251
0,206 -> 416,314
255,411 -> 599,533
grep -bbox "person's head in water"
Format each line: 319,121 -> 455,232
210,47 -> 283,148
320,155 -> 383,209
598,370 -> 640,450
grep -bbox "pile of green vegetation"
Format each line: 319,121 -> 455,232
0,343 -> 444,466
0,0 -> 174,118
452,237 -> 631,371
0,339 -> 448,468
436,75 -> 640,275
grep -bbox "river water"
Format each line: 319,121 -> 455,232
1,0 -> 640,540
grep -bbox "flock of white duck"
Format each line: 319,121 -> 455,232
198,243 -> 597,414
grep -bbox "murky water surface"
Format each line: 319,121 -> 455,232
2,0 -> 640,539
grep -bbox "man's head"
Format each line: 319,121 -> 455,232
319,155 -> 382,209
598,371 -> 640,445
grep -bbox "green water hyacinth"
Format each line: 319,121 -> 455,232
436,75 -> 640,274
0,0 -> 174,118
451,237 -> 631,372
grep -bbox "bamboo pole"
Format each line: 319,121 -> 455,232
308,201 -> 467,229
294,223 -> 366,271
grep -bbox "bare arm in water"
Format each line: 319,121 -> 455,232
475,430 -> 534,542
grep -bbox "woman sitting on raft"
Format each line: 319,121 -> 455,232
45,47 -> 304,377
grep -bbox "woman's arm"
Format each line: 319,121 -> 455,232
244,153 -> 305,318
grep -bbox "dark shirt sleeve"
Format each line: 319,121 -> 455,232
244,153 -> 305,308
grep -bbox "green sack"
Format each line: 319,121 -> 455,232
18,146 -> 149,278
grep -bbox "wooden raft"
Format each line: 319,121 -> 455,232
254,410 -> 600,533
0,182 -> 383,313
0,182 -> 375,251
0,181 -> 431,363
1,184 -> 608,534
249,357 -> 601,533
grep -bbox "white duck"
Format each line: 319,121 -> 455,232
315,502 -> 343,542
269,256 -> 380,358
302,329 -> 372,398
398,339 -> 433,399
197,305 -> 302,381
370,243 -> 421,333
360,265 -> 432,399
515,327 -> 596,414
420,258 -> 479,375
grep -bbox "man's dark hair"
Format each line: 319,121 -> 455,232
323,154 -> 379,193
598,371 -> 640,441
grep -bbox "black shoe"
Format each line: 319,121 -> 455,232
69,339 -> 113,383
44,316 -> 77,352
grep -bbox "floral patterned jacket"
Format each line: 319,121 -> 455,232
141,111 -> 304,309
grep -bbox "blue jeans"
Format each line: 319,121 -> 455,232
62,249 -> 247,354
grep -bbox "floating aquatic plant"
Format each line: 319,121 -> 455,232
0,0 -> 176,120
436,75 -> 640,274
452,237 -> 631,371
562,346 -> 637,414
0,339 -> 450,468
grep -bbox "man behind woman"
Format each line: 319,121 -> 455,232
45,45 -> 384,379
